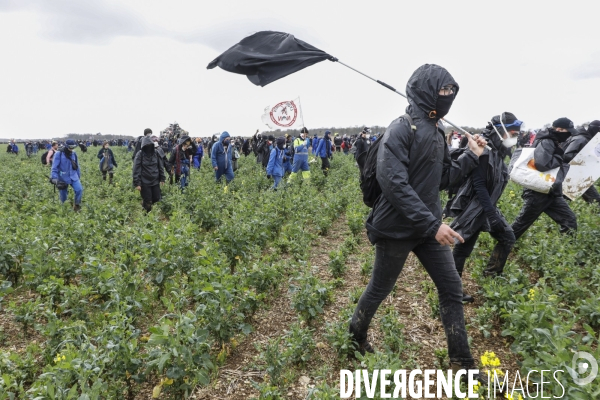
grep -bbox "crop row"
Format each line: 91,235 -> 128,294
0,149 -> 359,399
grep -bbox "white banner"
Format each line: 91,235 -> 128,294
564,134 -> 600,200
261,97 -> 304,130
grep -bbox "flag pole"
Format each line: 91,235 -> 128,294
331,59 -> 473,137
296,96 -> 305,129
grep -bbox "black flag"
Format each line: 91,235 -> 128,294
207,31 -> 334,87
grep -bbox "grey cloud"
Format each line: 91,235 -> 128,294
0,0 -> 149,44
0,1 -> 322,49
170,18 -> 324,53
571,52 -> 600,80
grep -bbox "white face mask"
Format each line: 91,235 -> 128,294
490,116 -> 518,148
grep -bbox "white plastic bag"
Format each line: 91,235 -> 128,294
509,148 -> 559,193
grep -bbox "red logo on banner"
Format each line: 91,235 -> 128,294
269,100 -> 298,127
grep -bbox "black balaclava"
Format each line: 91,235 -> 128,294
142,145 -> 154,155
435,94 -> 455,119
588,120 -> 600,136
276,137 -> 285,150
551,117 -> 575,143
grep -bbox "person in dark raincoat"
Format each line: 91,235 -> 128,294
448,113 -> 522,301
511,118 -> 578,239
133,136 -> 165,212
562,120 -> 600,206
349,64 -> 487,375
97,141 -> 118,184
354,128 -> 371,171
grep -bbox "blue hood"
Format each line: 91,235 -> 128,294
220,131 -> 231,142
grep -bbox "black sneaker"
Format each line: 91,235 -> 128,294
462,293 -> 474,303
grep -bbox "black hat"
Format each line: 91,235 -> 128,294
276,136 -> 286,146
268,135 -> 275,141
552,117 -> 577,134
144,128 -> 152,135
300,127 -> 309,134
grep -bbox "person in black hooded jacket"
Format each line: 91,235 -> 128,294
511,118 -> 578,239
448,113 -> 522,301
562,120 -> 600,205
133,136 -> 165,212
349,64 -> 487,374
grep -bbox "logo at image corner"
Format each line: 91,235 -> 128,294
570,351 -> 598,386
269,100 -> 298,128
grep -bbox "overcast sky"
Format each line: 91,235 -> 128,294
1,0 -> 599,139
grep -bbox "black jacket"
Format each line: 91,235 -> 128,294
563,128 -> 594,163
447,132 -> 509,240
527,129 -> 569,196
132,137 -> 165,187
366,64 -> 479,242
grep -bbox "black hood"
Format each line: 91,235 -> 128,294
406,64 -> 459,119
141,136 -> 154,149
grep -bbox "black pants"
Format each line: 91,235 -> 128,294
320,156 -> 330,175
582,185 -> 600,206
512,190 -> 577,240
140,185 -> 161,212
349,237 -> 473,365
453,225 -> 516,278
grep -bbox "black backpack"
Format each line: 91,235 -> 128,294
360,114 -> 416,208
41,151 -> 49,165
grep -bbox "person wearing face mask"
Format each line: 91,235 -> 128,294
133,136 -> 165,212
288,127 -> 311,182
51,139 -> 84,211
562,120 -> 600,206
266,136 -> 287,189
511,118 -> 578,240
447,113 -> 522,299
132,128 -> 153,160
211,131 -> 235,184
349,64 -> 487,378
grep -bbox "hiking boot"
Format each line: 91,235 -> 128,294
356,340 -> 375,356
73,204 -> 81,212
451,362 -> 484,385
462,293 -> 474,303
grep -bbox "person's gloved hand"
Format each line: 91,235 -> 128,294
51,178 -> 57,185
267,175 -> 271,179
486,210 -> 506,233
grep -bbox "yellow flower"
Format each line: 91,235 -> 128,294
528,288 -> 536,301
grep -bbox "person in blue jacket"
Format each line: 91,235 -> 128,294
193,138 -> 204,169
266,137 -> 286,189
315,130 -> 333,175
211,131 -> 234,184
51,139 -> 83,211
10,140 -> 18,155
311,134 -> 319,155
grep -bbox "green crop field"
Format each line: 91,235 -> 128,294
0,147 -> 599,399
